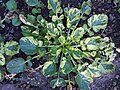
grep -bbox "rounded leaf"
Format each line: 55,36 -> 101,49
4,41 -> 20,56
42,61 -> 56,76
60,57 -> 73,74
20,37 -> 38,55
21,26 -> 32,36
6,58 -> 26,74
26,0 -> 38,6
50,78 -> 66,88
6,0 -> 17,11
75,74 -> 90,90
71,27 -> 85,42
27,14 -> 36,24
88,14 -> 108,32
72,48 -> 83,59
12,17 -> 21,26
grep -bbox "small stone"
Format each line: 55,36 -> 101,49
115,75 -> 119,79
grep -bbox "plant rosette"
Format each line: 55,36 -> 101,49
1,0 -> 116,90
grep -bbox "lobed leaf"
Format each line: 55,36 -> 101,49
48,0 -> 62,14
65,8 -> 80,30
81,0 -> 92,15
88,14 -> 108,32
71,27 -> 85,42
98,62 -> 115,73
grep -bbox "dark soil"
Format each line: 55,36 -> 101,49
0,0 -> 120,90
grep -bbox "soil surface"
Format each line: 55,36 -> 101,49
0,0 -> 120,90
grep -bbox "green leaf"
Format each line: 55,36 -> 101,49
0,70 -> 4,82
88,14 -> 108,32
81,65 -> 100,82
72,48 -> 83,59
57,23 -> 65,31
4,41 -> 20,56
42,61 -> 56,76
49,47 -> 58,56
32,8 -> 39,15
38,47 -> 46,58
48,0 -> 62,14
21,26 -> 32,36
87,65 -> 100,77
60,57 -> 73,74
37,15 -> 47,26
47,23 -> 58,37
20,37 -> 38,55
56,48 -> 61,57
26,56 -> 32,68
98,62 -> 115,73
75,74 -> 90,90
52,15 -> 58,22
50,78 -> 66,88
85,36 -> 101,51
27,61 -> 32,68
81,0 -> 92,15
36,1 -> 44,8
32,29 -> 39,36
6,0 -> 17,11
65,8 -> 80,30
12,17 -> 21,26
114,0 -> 120,4
58,36 -> 65,44
87,45 -> 98,51
0,53 -> 5,66
27,14 -> 36,24
6,58 -> 26,74
26,0 -> 38,6
71,27 -> 85,42
19,14 -> 34,26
